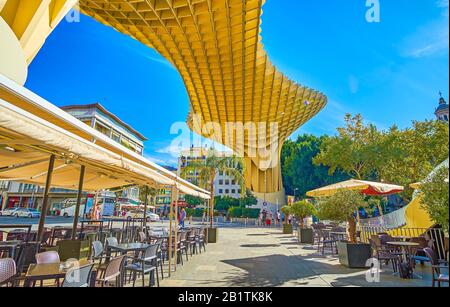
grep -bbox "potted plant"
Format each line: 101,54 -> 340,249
281,206 -> 293,234
318,190 -> 371,268
290,200 -> 317,244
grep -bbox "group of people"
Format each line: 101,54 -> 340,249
259,210 -> 291,227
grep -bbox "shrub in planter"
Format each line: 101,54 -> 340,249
290,201 -> 317,244
317,190 -> 371,268
281,206 -> 293,234
283,224 -> 293,234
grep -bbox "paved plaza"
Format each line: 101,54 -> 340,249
157,227 -> 437,288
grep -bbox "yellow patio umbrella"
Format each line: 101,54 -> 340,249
410,182 -> 422,190
306,179 -> 404,198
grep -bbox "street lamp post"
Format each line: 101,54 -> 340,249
294,188 -> 299,202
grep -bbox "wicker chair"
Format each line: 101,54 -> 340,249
0,258 -> 16,287
97,255 -> 127,287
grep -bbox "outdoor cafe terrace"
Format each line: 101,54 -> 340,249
0,218 -> 448,287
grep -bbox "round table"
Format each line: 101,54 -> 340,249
387,241 -> 420,278
392,236 -> 411,242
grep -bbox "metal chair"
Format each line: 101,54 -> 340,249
91,241 -> 108,279
125,244 -> 159,287
105,237 -> 119,258
61,263 -> 94,287
423,247 -> 449,287
317,229 -> 336,255
370,236 -> 399,273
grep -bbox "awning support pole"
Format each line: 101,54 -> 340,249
168,186 -> 174,277
37,154 -> 55,243
143,186 -> 149,235
174,185 -> 179,272
72,165 -> 85,240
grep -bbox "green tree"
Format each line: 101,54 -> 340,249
314,115 -> 449,203
376,120 -> 449,201
181,150 -> 245,227
317,190 -> 368,243
281,134 -> 349,197
420,165 -> 449,234
290,201 -> 317,228
214,196 -> 240,212
239,189 -> 258,207
281,206 -> 291,225
184,195 -> 204,207
313,114 -> 380,180
139,186 -> 158,204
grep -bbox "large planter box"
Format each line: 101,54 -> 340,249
337,241 -> 371,268
56,240 -> 90,261
283,224 -> 293,235
207,227 -> 218,243
298,228 -> 314,244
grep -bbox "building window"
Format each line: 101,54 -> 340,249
219,189 -> 223,194
111,131 -> 121,143
238,189 -> 241,194
225,189 -> 229,194
95,122 -> 111,137
225,180 -> 230,185
231,189 -> 236,194
232,180 -> 236,185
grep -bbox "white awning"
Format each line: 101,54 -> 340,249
0,75 -> 210,199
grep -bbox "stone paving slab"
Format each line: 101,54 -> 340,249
149,227 -> 443,287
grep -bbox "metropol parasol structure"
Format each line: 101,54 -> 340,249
0,0 -> 327,205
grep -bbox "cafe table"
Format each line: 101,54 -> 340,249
392,236 -> 411,242
24,259 -> 92,287
106,243 -> 151,286
330,232 -> 348,241
107,243 -> 150,255
387,241 -> 420,278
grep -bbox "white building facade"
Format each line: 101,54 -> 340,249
178,147 -> 242,199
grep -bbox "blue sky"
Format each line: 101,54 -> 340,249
26,0 -> 449,167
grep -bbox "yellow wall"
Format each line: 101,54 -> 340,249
403,195 -> 434,229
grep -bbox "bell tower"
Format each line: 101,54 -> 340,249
435,92 -> 449,123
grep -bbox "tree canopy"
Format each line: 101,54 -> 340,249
420,165 -> 449,234
313,114 -> 449,202
290,201 -> 317,228
317,190 -> 368,243
281,134 -> 349,198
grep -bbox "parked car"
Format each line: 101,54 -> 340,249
125,210 -> 160,222
14,208 -> 41,218
0,207 -> 20,216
